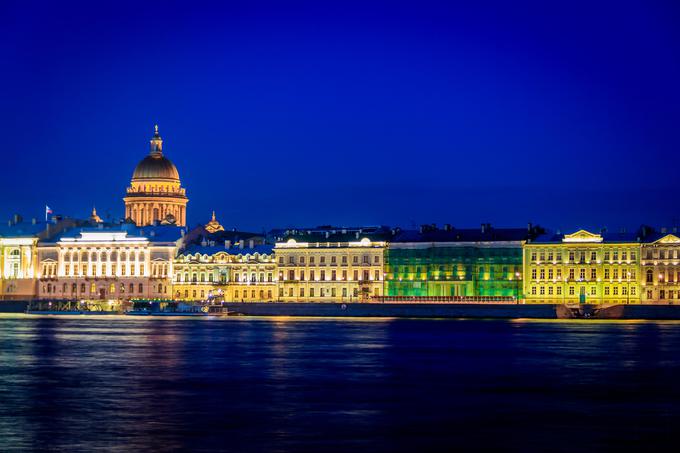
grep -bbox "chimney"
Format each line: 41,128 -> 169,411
249,239 -> 254,249
31,218 -> 37,225
481,223 -> 486,234
12,214 -> 22,225
239,240 -> 244,249
528,222 -> 533,232
326,231 -> 330,239
443,224 -> 452,232
355,232 -> 359,239
225,240 -> 232,248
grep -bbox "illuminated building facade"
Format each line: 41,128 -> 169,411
385,224 -> 534,300
0,222 -> 39,300
36,225 -> 184,302
173,244 -> 276,302
274,226 -> 390,302
124,126 -> 188,227
523,230 -> 641,304
172,213 -> 275,301
640,229 -> 680,303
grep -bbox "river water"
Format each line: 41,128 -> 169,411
0,314 -> 678,452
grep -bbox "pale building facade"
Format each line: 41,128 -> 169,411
274,227 -> 390,302
0,236 -> 38,300
640,231 -> 680,303
123,126 -> 188,227
36,226 -> 182,302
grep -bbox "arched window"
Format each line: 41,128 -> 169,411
646,269 -> 653,283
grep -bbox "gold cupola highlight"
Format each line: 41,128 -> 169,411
123,125 -> 188,226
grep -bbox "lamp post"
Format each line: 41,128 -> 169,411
627,271 -> 631,304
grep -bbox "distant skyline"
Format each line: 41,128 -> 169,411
2,0 -> 679,232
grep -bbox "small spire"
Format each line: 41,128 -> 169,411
212,210 -> 216,221
150,124 -> 163,155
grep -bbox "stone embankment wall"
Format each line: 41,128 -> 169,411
224,302 -> 559,319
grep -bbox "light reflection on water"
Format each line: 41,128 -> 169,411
1,314 -> 679,452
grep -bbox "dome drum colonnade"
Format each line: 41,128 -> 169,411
123,125 -> 188,227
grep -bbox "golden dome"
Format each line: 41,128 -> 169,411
132,154 -> 180,180
131,125 -> 180,181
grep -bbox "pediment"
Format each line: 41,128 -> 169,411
654,234 -> 680,244
563,230 -> 603,243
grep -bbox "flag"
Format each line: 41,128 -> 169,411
45,205 -> 53,221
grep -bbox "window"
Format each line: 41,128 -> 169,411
374,255 -> 380,264
568,252 -> 575,262
548,286 -> 553,295
321,270 -> 326,281
548,269 -> 553,280
646,269 -> 653,283
539,252 -> 545,261
613,251 -> 618,261
539,269 -> 545,279
590,269 -> 596,280
590,251 -> 597,261
556,252 -> 562,262
622,251 -> 627,261
604,251 -> 610,261
531,252 -> 537,261
631,287 -> 636,296
631,251 -> 636,261
129,283 -> 134,293
342,256 -> 347,264
605,269 -> 610,279
300,288 -> 304,297
531,269 -> 537,280
569,286 -> 575,295
556,286 -> 562,295
139,283 -> 143,293
531,286 -> 536,295
539,286 -> 545,295
605,286 -> 610,295
579,268 -> 585,280
568,269 -> 575,280
331,256 -> 336,264
547,252 -> 553,261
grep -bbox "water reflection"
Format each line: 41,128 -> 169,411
0,315 -> 679,452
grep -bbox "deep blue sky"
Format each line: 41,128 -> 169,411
1,0 -> 679,232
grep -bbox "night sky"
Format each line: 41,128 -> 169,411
1,0 -> 679,233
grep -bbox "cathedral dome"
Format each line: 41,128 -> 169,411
131,125 -> 180,181
132,154 -> 180,180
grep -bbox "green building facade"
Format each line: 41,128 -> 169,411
385,224 -> 537,299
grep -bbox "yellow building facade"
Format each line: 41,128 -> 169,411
274,228 -> 389,302
173,245 -> 277,302
124,126 -> 188,227
523,230 -> 640,304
